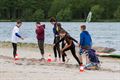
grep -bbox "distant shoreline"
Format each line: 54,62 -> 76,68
0,41 -> 116,53
0,19 -> 120,22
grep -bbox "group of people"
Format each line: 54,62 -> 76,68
11,18 -> 100,70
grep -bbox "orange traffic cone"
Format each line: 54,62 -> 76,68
80,66 -> 84,72
47,54 -> 52,62
15,54 -> 19,60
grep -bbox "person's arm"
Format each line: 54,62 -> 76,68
54,37 -> 64,46
69,36 -> 78,43
62,40 -> 72,51
15,33 -> 24,40
15,28 -> 23,39
80,33 -> 84,46
15,33 -> 21,38
42,24 -> 45,29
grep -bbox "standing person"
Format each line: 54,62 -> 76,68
35,22 -> 45,61
79,25 -> 92,65
56,23 -> 69,63
50,17 -> 61,62
11,20 -> 24,60
54,30 -> 82,66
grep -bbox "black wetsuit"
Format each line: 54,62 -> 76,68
55,34 -> 82,65
61,40 -> 67,62
53,23 -> 61,58
53,23 -> 68,60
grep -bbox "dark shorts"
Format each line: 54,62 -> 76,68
79,46 -> 91,55
38,40 -> 44,49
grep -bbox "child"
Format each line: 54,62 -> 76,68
50,17 -> 61,62
50,17 -> 68,62
54,30 -> 82,66
79,25 -> 92,65
84,49 -> 100,70
11,20 -> 24,59
56,23 -> 69,63
35,22 -> 45,61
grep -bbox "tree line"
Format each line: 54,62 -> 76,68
0,0 -> 120,22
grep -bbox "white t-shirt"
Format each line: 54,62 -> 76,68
11,26 -> 20,43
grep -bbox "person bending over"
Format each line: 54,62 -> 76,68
54,30 -> 82,65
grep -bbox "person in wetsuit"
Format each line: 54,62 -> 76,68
50,17 -> 61,62
50,17 -> 68,62
54,30 -> 82,65
56,23 -> 69,63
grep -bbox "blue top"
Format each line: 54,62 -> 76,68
53,23 -> 59,36
80,31 -> 92,47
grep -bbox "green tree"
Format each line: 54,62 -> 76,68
0,0 -> 120,21
48,0 -> 69,17
33,0 -> 53,19
70,0 -> 92,20
56,9 -> 64,21
32,9 -> 45,21
22,9 -> 33,21
56,7 -> 72,21
91,5 -> 104,21
97,0 -> 120,19
114,6 -> 120,19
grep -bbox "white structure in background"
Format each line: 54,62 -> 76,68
86,11 -> 92,23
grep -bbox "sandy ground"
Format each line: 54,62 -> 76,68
0,43 -> 120,80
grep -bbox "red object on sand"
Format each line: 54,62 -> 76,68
15,54 -> 19,60
80,66 -> 84,72
47,58 -> 52,62
47,54 -> 52,62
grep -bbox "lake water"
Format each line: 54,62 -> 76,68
0,22 -> 120,52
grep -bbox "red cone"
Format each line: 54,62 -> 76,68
15,54 -> 19,60
80,66 -> 84,72
47,54 -> 52,62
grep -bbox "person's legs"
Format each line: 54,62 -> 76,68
79,55 -> 83,65
70,47 -> 82,65
53,37 -> 57,60
84,62 -> 99,70
38,40 -> 44,59
61,40 -> 68,62
80,46 -> 91,64
79,48 -> 84,65
56,44 -> 61,59
55,36 -> 61,61
62,47 -> 72,63
53,45 -> 57,58
86,55 -> 90,64
61,40 -> 65,62
62,53 -> 67,62
12,43 -> 17,58
56,36 -> 61,58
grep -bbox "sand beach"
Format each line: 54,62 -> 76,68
0,42 -> 120,80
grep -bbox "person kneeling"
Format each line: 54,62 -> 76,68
84,49 -> 100,70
